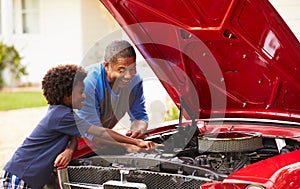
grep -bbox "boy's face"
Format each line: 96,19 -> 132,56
71,81 -> 86,109
104,57 -> 136,91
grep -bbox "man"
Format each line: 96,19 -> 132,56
78,40 -> 148,142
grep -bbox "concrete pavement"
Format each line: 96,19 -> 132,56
0,106 -> 48,168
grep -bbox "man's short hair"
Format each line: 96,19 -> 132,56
104,40 -> 136,64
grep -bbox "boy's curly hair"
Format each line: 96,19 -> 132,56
42,64 -> 87,105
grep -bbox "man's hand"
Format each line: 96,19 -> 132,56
128,120 -> 148,139
126,129 -> 146,139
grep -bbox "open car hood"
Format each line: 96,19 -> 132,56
99,0 -> 300,122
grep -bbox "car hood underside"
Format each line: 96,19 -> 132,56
99,0 -> 300,123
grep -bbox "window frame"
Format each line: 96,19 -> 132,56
13,0 -> 40,34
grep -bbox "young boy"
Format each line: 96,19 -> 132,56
0,64 -> 156,189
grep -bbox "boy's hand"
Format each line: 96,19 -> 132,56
123,143 -> 141,153
136,139 -> 161,149
54,148 -> 74,167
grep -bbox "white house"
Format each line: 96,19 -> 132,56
0,0 -> 122,84
270,0 -> 300,40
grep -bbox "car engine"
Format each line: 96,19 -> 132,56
58,97 -> 300,189
58,121 -> 300,189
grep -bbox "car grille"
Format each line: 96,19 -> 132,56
66,166 -> 206,189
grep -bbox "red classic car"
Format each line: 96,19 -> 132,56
57,0 -> 300,188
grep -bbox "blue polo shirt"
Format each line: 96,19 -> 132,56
77,63 -> 148,140
4,105 -> 91,189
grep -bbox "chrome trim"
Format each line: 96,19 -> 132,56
103,180 -> 147,189
202,118 -> 300,126
64,182 -> 103,189
57,168 -> 71,189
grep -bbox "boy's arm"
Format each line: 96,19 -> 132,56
54,136 -> 77,167
87,125 -> 156,149
92,136 -> 141,153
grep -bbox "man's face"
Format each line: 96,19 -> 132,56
105,57 -> 137,90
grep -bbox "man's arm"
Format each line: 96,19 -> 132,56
77,66 -> 103,127
127,75 -> 149,138
92,136 -> 141,153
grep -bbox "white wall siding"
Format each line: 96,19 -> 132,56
3,0 -> 83,83
22,0 -> 82,83
270,0 -> 300,40
80,0 -> 121,67
12,0 -> 121,83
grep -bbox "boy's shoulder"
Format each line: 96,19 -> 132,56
47,105 -> 73,117
39,105 -> 73,127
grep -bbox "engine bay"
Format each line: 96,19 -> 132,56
66,99 -> 300,188
144,124 -> 300,176
71,122 -> 300,183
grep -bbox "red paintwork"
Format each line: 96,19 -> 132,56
201,149 -> 300,189
200,183 -> 248,189
72,138 -> 94,159
204,123 -> 300,142
86,1 -> 300,188
99,0 -> 300,123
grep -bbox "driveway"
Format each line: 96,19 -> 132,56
0,106 -> 48,169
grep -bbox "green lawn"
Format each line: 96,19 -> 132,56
0,91 -> 48,111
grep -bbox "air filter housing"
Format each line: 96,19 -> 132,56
198,132 -> 263,152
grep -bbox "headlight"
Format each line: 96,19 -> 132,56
245,185 -> 265,189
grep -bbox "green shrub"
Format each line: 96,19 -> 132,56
165,104 -> 180,121
0,42 -> 28,88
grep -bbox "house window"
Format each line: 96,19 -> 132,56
0,2 -> 2,34
13,0 -> 39,34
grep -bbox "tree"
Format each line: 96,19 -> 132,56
0,42 -> 27,88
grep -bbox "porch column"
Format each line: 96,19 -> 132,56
1,0 -> 13,45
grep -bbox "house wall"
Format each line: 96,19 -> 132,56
270,0 -> 300,40
1,0 -> 121,84
11,0 -> 83,83
80,0 -> 121,67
